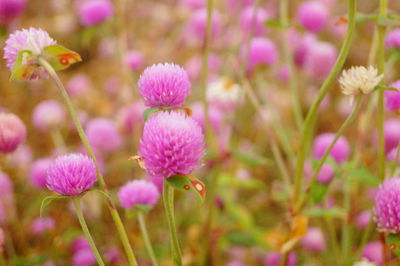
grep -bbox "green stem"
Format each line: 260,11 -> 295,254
73,198 -> 105,266
137,211 -> 159,266
293,0 -> 357,210
163,183 -> 182,266
38,58 -> 138,266
341,179 -> 352,264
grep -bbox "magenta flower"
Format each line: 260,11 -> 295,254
374,178 -> 400,233
313,133 -> 350,163
72,248 -> 97,266
185,9 -> 221,42
77,0 -> 114,27
124,50 -> 144,71
383,119 -> 400,153
316,164 -> 335,184
46,153 -> 97,196
361,241 -> 383,265
356,210 -> 371,229
30,158 -> 52,189
179,0 -> 205,10
138,63 -> 191,108
0,172 -> 13,196
191,102 -> 223,133
118,180 -> 160,209
71,236 -> 91,253
0,0 -> 26,25
297,1 -> 329,33
117,102 -> 145,134
242,37 -> 278,73
386,29 -> 400,50
139,111 -> 205,178
67,74 -> 92,97
301,227 -> 326,253
86,118 -> 122,153
32,100 -> 66,131
304,41 -> 337,79
265,251 -> 297,266
185,54 -> 221,81
384,80 -> 400,113
105,247 -> 120,264
0,228 -> 4,252
0,113 -> 26,153
239,6 -> 269,36
31,217 -> 55,235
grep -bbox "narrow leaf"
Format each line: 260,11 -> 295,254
40,195 -> 69,217
43,45 -> 82,71
10,49 -> 33,80
387,233 -> 400,256
142,107 -> 159,122
230,149 -> 271,166
310,182 -> 329,203
166,175 -> 206,204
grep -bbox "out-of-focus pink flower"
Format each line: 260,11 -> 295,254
304,41 -> 337,79
105,247 -> 120,264
31,217 -> 55,235
301,227 -> 325,252
0,113 -> 26,154
30,158 -> 52,189
86,118 -> 122,153
242,37 -> 278,73
297,1 -> 329,33
32,100 -> 66,132
67,74 -> 92,97
265,251 -> 297,266
179,0 -> 205,11
118,180 -> 160,209
117,102 -> 145,134
124,50 -> 144,71
383,119 -> 400,153
185,9 -> 221,43
356,210 -> 371,229
0,0 -> 26,25
386,29 -> 400,50
77,0 -> 114,27
185,54 -> 221,81
384,80 -> 400,113
191,102 -> 223,133
72,248 -> 96,266
239,6 -> 269,36
313,133 -> 350,163
361,241 -> 383,266
71,236 -> 91,253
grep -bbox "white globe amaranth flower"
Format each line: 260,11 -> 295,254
339,66 -> 383,96
353,259 -> 376,266
206,77 -> 243,111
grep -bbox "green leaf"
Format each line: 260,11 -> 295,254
43,44 -> 82,71
10,49 -> 33,80
40,195 -> 69,217
310,182 -> 329,203
142,107 -> 159,122
305,207 -> 345,219
226,230 -> 257,246
135,204 -> 152,212
348,167 -> 380,187
230,149 -> 271,166
166,175 -> 206,204
265,19 -> 282,28
387,233 -> 400,256
355,13 -> 378,23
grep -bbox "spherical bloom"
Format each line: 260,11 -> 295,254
384,80 -> 400,113
191,102 -> 223,133
8,144 -> 32,166
239,6 -> 269,36
67,74 -> 92,97
292,33 -> 317,66
185,54 -> 221,81
72,248 -> 96,266
139,111 -> 205,178
383,119 -> 400,153
147,175 -> 163,192
0,113 -> 26,153
77,0 -> 114,27
297,1 -> 329,33
116,102 -> 145,134
313,133 -> 350,163
314,163 -> 335,184
118,180 -> 160,209
264,251 -> 297,266
185,9 -> 221,42
86,118 -> 122,153
386,29 -> 400,50
105,247 -> 120,264
0,203 -> 4,224
31,217 -> 55,235
356,210 -> 371,229
0,172 -> 13,196
124,50 -> 144,71
4,27 -> 56,71
206,77 -> 243,111
339,66 -> 383,96
46,153 -> 97,196
304,41 -> 337,79
242,37 -> 278,73
138,63 -> 191,108
374,178 -> 400,233
71,236 -> 91,253
361,241 -> 383,265
301,227 -> 325,252
0,228 -> 4,252
0,0 -> 26,25
32,100 -> 66,131
30,158 -> 52,189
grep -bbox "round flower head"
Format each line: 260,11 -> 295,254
0,228 -> 4,252
118,180 -> 160,209
361,241 -> 383,265
374,178 -> 400,233
77,0 -> 114,27
383,119 -> 400,153
386,29 -> 400,50
0,0 -> 26,25
31,217 -> 55,235
71,236 -> 91,252
139,111 -> 205,178
316,163 -> 334,184
0,113 -> 26,153
185,54 -> 221,81
117,102 -> 145,134
239,6 -> 269,36
242,37 -> 278,73
105,247 -> 120,264
86,118 -> 122,153
356,210 -> 371,229
313,133 -> 350,163
384,80 -> 400,113
32,100 -> 66,131
67,74 -> 91,97
0,172 -> 12,196
30,158 -> 52,189
293,33 -> 317,66
138,63 -> 191,108
265,251 -> 297,266
339,66 -> 383,96
4,27 -> 56,76
206,77 -> 243,111
191,102 -> 223,133
124,50 -> 144,71
301,227 -> 325,252
46,153 -> 97,196
304,41 -> 337,79
185,9 -> 221,42
72,248 -> 96,266
297,1 -> 329,33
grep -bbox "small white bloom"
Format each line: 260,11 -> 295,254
353,259 -> 376,266
339,66 -> 383,96
206,77 -> 243,111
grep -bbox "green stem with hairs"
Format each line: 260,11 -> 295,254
293,0 -> 357,211
137,211 -> 159,266
38,58 -> 138,266
73,198 -> 105,266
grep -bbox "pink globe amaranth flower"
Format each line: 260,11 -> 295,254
361,241 -> 383,265
147,175 -> 163,193
226,261 -> 245,266
32,100 -> 66,131
0,113 -> 26,153
239,6 -> 269,36
73,248 -> 96,266
30,158 -> 52,189
117,102 -> 145,134
0,172 -> 13,196
292,33 -> 317,66
86,118 -> 122,153
304,41 -> 337,79
77,0 -> 114,27
185,54 -> 221,81
0,227 -> 4,252
105,247 -> 119,264
179,0 -> 205,10
265,251 -> 297,266
8,144 -> 32,166
191,102 -> 223,134
138,63 -> 191,108
297,1 -> 329,33
46,153 -> 97,196
384,80 -> 400,113
383,119 -> 400,153
301,227 -> 325,252
242,37 -> 278,73
386,29 -> 400,50
185,9 -> 221,42
71,236 -> 91,253
356,210 -> 371,229
31,217 -> 55,235
124,50 -> 144,71
316,163 -> 334,184
225,0 -> 254,11
313,133 -> 350,164
118,180 -> 160,209
0,0 -> 26,25
374,178 -> 400,234
139,111 -> 205,178
67,74 -> 91,97
4,27 -> 56,74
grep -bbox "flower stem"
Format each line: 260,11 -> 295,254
137,210 -> 159,266
38,58 -> 138,266
292,0 -> 357,210
73,198 -> 105,266
163,182 -> 182,266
